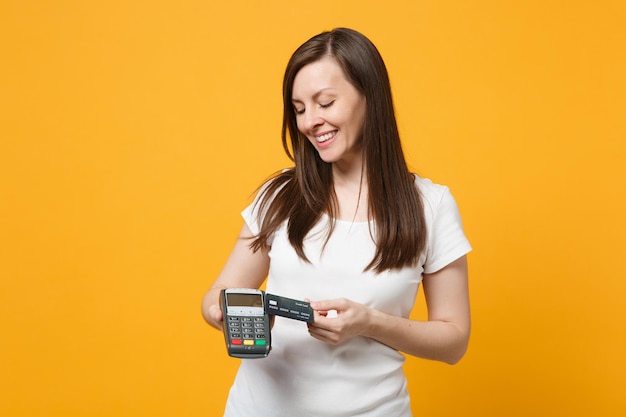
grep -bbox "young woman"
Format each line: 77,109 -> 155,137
202,27 -> 471,417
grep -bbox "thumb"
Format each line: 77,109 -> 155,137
209,304 -> 223,322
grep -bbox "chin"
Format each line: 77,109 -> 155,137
318,154 -> 334,162
316,151 -> 338,164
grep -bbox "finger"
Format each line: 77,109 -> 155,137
310,298 -> 345,312
209,304 -> 223,322
313,309 -> 338,319
308,325 -> 341,345
326,309 -> 338,318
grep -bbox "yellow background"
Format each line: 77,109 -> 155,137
1,1 -> 625,416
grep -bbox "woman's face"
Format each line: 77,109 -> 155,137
291,57 -> 366,167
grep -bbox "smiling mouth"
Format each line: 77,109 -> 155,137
316,131 -> 337,143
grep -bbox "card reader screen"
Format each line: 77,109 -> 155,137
226,293 -> 263,308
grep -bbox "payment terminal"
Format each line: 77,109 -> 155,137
219,288 -> 271,358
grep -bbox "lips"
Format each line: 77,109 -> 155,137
315,130 -> 337,144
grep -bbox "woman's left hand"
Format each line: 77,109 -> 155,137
305,257 -> 470,363
306,298 -> 372,345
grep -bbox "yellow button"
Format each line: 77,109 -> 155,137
243,340 -> 254,346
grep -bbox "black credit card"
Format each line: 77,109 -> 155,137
265,293 -> 314,323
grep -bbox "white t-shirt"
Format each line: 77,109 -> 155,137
223,176 -> 471,417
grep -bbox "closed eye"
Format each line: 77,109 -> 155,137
293,100 -> 334,115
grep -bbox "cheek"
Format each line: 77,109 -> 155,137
353,111 -> 366,137
295,118 -> 307,135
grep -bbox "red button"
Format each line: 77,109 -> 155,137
231,339 -> 242,345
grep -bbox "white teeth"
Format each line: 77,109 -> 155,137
316,132 -> 335,143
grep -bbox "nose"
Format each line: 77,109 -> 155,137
301,109 -> 323,132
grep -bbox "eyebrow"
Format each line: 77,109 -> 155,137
292,88 -> 336,104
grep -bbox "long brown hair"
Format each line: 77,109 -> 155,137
250,27 -> 426,273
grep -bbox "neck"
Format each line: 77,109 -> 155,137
331,159 -> 369,222
331,157 -> 366,189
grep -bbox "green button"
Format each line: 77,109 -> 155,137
255,340 -> 267,346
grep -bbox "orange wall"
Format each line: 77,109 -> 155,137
1,1 -> 625,416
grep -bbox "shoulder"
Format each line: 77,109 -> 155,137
261,168 -> 294,188
255,168 -> 295,198
243,168 -> 294,234
412,174 -> 464,223
413,175 -> 472,273
248,168 -> 296,216
413,175 -> 450,205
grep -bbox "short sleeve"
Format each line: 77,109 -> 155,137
241,178 -> 282,246
242,202 -> 260,235
423,186 -> 472,274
